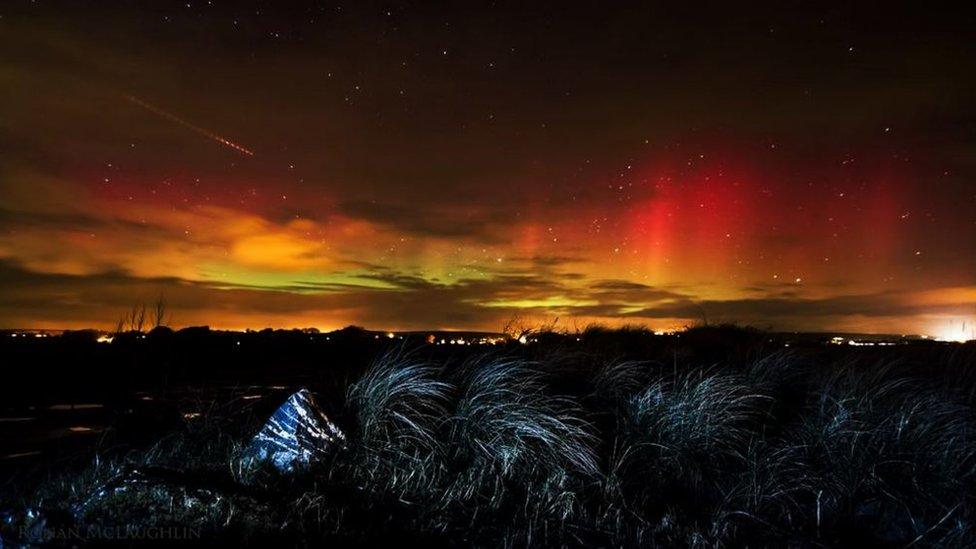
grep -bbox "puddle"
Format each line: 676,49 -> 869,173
1,451 -> 42,460
66,426 -> 106,434
48,404 -> 104,411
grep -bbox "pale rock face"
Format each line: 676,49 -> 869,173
244,389 -> 345,472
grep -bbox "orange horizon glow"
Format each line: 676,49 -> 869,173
1,149 -> 973,337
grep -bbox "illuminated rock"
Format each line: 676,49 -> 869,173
244,389 -> 345,472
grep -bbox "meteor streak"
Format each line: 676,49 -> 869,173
124,94 -> 255,156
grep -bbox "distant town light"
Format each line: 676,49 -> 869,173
933,321 -> 975,343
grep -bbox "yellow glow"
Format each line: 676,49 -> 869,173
481,295 -> 597,309
231,234 -> 326,270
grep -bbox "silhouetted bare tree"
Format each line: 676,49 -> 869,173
152,294 -> 167,328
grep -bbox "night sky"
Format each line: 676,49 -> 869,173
2,2 -> 975,338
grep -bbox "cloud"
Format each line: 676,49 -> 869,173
338,199 -> 519,242
230,233 -> 329,271
0,253 -> 973,336
612,290 -> 976,333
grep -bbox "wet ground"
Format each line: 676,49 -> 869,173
0,384 -> 297,484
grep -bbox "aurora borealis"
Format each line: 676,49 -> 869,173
1,2 -> 974,338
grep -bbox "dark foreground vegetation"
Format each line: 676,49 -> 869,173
1,325 -> 975,547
